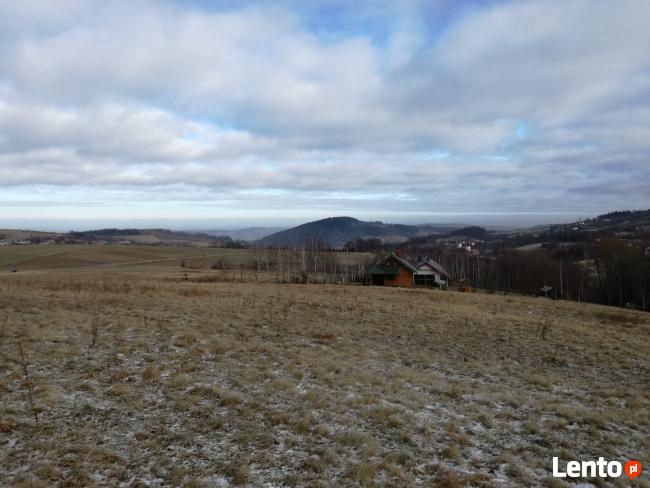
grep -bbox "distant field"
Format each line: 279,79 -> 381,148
1,267 -> 648,487
0,245 -> 372,273
514,243 -> 543,252
0,245 -> 245,271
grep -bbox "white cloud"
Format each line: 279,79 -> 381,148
0,0 -> 649,221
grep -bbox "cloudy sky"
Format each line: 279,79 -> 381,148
1,0 -> 649,229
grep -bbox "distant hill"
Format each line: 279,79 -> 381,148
595,209 -> 650,222
63,228 -> 222,246
589,209 -> 650,234
254,217 -> 460,248
542,209 -> 650,239
197,227 -> 285,241
449,226 -> 488,238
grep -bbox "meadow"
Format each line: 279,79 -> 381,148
0,246 -> 649,487
0,245 -> 254,271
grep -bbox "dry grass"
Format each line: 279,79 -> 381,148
0,266 -> 649,486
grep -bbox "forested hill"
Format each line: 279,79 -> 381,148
254,217 -> 458,248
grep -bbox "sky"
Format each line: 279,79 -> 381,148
0,0 -> 649,230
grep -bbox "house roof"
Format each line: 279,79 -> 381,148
367,253 -> 418,275
414,257 -> 451,278
367,264 -> 400,275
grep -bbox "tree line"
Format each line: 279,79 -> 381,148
207,236 -> 649,311
397,238 -> 650,311
245,239 -> 374,285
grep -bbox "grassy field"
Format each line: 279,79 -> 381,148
0,245 -> 258,271
0,245 -> 372,274
0,259 -> 649,486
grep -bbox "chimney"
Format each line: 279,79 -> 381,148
394,249 -> 402,257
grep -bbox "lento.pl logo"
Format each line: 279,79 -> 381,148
552,457 -> 643,480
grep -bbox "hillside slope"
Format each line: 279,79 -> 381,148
198,227 -> 285,241
255,216 -> 456,247
1,269 -> 648,486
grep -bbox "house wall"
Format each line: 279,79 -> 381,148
417,264 -> 452,284
416,269 -> 441,280
417,273 -> 441,282
384,266 -> 414,287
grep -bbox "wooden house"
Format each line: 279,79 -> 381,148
368,253 -> 453,288
367,253 -> 418,288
